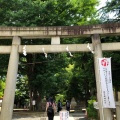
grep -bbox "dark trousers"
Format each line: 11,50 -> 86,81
57,107 -> 62,112
48,116 -> 54,120
66,107 -> 70,111
47,113 -> 54,120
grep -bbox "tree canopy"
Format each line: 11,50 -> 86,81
0,0 -> 120,111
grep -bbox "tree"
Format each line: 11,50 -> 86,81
0,0 -> 100,110
65,52 -> 95,106
0,78 -> 5,98
99,0 -> 120,22
98,0 -> 120,101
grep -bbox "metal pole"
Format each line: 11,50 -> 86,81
0,36 -> 21,120
92,34 -> 112,120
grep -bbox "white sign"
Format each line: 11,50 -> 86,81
60,110 -> 69,120
93,102 -> 99,109
32,100 -> 36,105
98,58 -> 115,108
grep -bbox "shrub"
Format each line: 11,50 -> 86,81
87,98 -> 98,120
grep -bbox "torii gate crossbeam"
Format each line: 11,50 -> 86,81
0,43 -> 120,54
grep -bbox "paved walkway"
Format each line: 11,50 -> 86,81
12,112 -> 86,120
0,108 -> 87,120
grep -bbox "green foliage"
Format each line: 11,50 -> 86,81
0,0 -> 120,113
0,79 -> 5,98
55,94 -> 67,106
30,53 -> 70,98
65,52 -> 95,102
87,97 -> 98,119
0,0 -> 99,26
103,50 -> 120,94
0,0 -> 100,110
14,75 -> 29,106
55,94 -> 64,102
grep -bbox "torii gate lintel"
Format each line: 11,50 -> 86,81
0,22 -> 120,39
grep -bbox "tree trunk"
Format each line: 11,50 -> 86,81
115,86 -> 118,101
26,54 -> 36,111
29,90 -> 33,110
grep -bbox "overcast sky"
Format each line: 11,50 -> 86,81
97,0 -> 115,18
97,0 -> 107,9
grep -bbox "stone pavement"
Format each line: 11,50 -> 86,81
12,111 -> 87,120
0,107 -> 87,120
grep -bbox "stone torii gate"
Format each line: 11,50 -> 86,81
0,23 -> 120,120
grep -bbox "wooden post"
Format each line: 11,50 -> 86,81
0,36 -> 21,120
92,34 -> 112,120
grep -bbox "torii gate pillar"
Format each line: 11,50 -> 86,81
92,34 -> 112,120
0,36 -> 21,120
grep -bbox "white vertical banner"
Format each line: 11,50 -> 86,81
98,58 -> 115,108
60,110 -> 69,120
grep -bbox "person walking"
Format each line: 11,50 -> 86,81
57,100 -> 62,112
66,100 -> 71,112
46,97 -> 56,120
